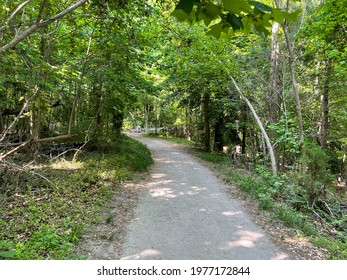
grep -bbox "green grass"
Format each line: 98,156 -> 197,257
0,135 -> 153,260
196,151 -> 230,164
312,236 -> 347,260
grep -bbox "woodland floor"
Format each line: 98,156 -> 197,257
75,134 -> 327,260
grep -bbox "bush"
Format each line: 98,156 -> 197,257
299,142 -> 333,203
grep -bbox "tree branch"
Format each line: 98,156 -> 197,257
0,0 -> 88,53
228,77 -> 278,176
0,90 -> 37,143
0,1 -> 30,32
37,0 -> 49,23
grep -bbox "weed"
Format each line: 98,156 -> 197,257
105,215 -> 114,224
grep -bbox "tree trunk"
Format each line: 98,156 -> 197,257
282,21 -> 304,143
0,111 -> 4,134
144,104 -> 149,132
274,0 -> 304,143
202,92 -> 211,151
320,58 -> 332,149
241,108 -> 248,155
68,34 -> 93,135
213,113 -> 224,152
269,21 -> 281,127
228,76 -> 278,176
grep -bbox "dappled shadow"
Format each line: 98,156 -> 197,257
121,249 -> 161,260
221,230 -> 265,249
121,136 -> 291,260
122,226 -> 290,260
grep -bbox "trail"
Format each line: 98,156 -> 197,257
121,135 -> 290,260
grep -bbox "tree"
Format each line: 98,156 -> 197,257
0,0 -> 89,54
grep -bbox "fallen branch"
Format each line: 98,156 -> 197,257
49,148 -> 78,162
0,134 -> 76,161
228,78 -> 278,176
0,139 -> 34,161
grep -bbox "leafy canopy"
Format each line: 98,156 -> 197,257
172,0 -> 300,37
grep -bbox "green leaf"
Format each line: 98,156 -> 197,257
171,9 -> 188,22
254,22 -> 270,36
241,17 -> 253,35
0,251 -> 16,259
206,23 -> 223,39
198,10 -> 212,26
222,0 -> 252,14
205,2 -> 222,18
226,14 -> 243,31
175,0 -> 195,15
272,8 -> 285,23
283,11 -> 300,22
250,1 -> 272,13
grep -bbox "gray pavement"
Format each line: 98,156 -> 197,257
121,135 -> 290,260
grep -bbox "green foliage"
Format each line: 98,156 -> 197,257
194,150 -> 346,259
173,0 -> 299,37
196,151 -> 230,164
294,142 -> 332,203
301,142 -> 330,181
0,136 -> 152,259
0,240 -> 16,260
312,236 -> 347,260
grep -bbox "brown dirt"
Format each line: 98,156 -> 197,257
74,173 -> 149,259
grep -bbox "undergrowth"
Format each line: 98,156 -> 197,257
195,150 -> 347,259
0,135 -> 152,259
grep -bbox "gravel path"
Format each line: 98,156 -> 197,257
121,135 -> 290,260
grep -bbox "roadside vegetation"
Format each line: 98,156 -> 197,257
0,135 -> 152,259
155,133 -> 347,260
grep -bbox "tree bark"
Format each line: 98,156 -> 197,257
320,58 -> 332,149
202,92 -> 211,151
228,76 -> 278,176
282,21 -> 304,143
269,21 -> 281,126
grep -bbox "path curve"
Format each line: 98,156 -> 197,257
121,135 -> 290,260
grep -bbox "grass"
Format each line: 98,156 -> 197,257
0,134 -> 153,260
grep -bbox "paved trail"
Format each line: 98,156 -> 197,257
121,135 -> 290,260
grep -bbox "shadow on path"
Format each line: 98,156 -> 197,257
121,135 -> 290,260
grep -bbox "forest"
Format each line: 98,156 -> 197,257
0,0 -> 346,259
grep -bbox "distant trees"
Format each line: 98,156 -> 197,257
0,0 -> 156,159
1,0 -> 347,179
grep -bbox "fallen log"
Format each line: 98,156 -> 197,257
0,134 -> 76,161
